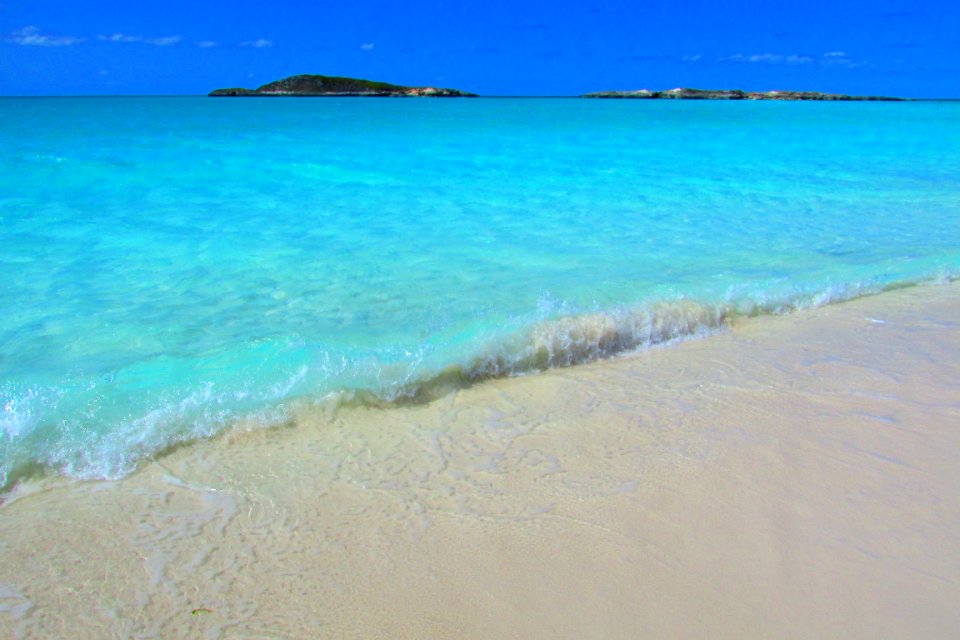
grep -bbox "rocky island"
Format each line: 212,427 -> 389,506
581,88 -> 907,101
209,74 -> 478,97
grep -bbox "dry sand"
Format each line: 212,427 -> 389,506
1,283 -> 959,639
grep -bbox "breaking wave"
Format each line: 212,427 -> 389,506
0,275 -> 955,493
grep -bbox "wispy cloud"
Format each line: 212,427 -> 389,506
717,51 -> 865,68
240,38 -> 273,48
197,40 -> 218,48
360,42 -> 375,51
682,54 -> 702,62
819,51 -> 863,67
98,33 -> 181,46
98,33 -> 139,43
720,53 -> 815,64
145,36 -> 180,46
9,26 -> 84,47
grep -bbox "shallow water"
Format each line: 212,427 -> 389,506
2,284 -> 959,638
1,97 -> 959,485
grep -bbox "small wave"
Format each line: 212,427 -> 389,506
319,300 -> 729,410
1,275 -> 956,493
300,274 -> 958,409
370,299 -> 729,405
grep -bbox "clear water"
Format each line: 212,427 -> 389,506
2,97 -> 959,487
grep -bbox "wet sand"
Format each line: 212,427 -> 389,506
1,283 -> 959,639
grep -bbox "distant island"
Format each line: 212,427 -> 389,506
581,88 -> 907,101
209,74 -> 478,97
209,76 -> 908,100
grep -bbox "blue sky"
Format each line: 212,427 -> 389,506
2,0 -> 957,96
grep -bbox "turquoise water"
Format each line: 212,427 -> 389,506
2,97 -> 959,488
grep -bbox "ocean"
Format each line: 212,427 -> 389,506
1,96 -> 958,490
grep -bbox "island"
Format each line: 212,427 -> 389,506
209,74 -> 478,97
581,88 -> 907,101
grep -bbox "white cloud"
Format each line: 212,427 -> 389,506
97,33 -> 181,46
144,36 -> 180,46
240,38 -> 273,48
682,54 -> 702,62
197,41 -> 218,48
99,33 -> 140,43
820,51 -> 862,67
9,26 -> 84,46
720,53 -> 815,64
360,42 -> 375,51
719,51 -> 863,68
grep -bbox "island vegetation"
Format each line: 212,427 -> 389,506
209,74 -> 478,97
210,75 -> 909,101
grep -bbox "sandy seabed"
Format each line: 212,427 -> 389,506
1,283 -> 959,639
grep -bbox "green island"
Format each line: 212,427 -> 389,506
210,75 -> 908,100
209,74 -> 478,97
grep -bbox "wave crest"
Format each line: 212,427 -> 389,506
4,276 -> 956,492
367,299 -> 728,406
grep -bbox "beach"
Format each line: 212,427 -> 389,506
2,282 -> 958,638
2,0 -> 960,635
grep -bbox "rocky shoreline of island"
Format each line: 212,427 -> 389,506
208,74 -> 909,101
580,87 -> 907,100
209,74 -> 478,97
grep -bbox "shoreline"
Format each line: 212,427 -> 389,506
7,278 -> 952,493
2,282 -> 959,638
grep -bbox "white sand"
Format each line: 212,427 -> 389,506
1,283 -> 959,638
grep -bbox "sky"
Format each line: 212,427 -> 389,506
1,0 -> 958,97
